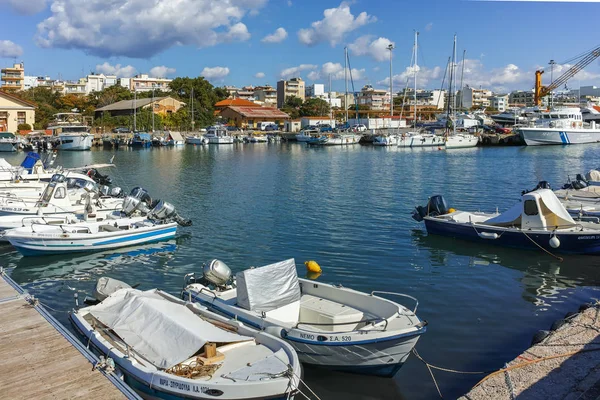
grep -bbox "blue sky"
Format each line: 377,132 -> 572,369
1,0 -> 599,93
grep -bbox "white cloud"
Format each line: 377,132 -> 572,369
95,62 -> 137,77
308,62 -> 366,81
0,40 -> 23,58
201,66 -> 230,81
254,72 -> 265,79
297,2 -> 376,47
279,64 -> 318,79
35,0 -> 265,58
0,0 -> 47,15
262,27 -> 288,43
149,65 -> 176,78
378,65 -> 443,89
543,63 -> 600,84
348,36 -> 394,62
287,0 -> 292,5
425,22 -> 433,31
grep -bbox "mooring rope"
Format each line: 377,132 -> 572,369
521,231 -> 563,261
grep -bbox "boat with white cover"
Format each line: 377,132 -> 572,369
204,126 -> 233,144
518,107 -> 600,145
4,192 -> 191,256
71,287 -> 301,400
0,132 -> 20,152
307,133 -> 361,146
413,188 -> 600,254
182,258 -> 427,377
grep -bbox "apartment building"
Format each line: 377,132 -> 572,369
402,89 -> 446,109
277,77 -> 305,108
508,90 -> 535,107
357,85 -> 387,110
490,94 -> 509,112
461,86 -> 492,109
254,85 -> 277,106
128,74 -> 172,92
306,83 -> 325,98
64,79 -> 88,96
235,86 -> 256,101
1,62 -> 25,92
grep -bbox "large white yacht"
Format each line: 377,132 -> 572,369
518,107 -> 600,145
47,113 -> 93,151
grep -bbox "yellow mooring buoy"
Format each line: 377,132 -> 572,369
304,260 -> 322,273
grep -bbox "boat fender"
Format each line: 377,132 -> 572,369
305,260 -> 322,273
549,235 -> 560,249
448,208 -> 456,213
531,330 -> 550,346
550,319 -> 567,332
264,326 -> 286,338
477,232 -> 499,240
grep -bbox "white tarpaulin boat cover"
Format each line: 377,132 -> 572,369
236,258 -> 301,312
90,289 -> 251,369
484,189 -> 575,227
586,169 -> 600,181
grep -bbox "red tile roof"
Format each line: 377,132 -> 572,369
225,106 -> 290,119
215,98 -> 260,108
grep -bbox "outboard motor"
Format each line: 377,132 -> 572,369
149,199 -> 192,226
523,180 -> 552,195
130,187 -> 152,207
109,187 -> 123,198
412,195 -> 449,222
121,196 -> 150,216
203,259 -> 232,288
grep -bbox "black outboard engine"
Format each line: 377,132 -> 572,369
561,175 -> 588,190
130,187 -> 152,206
523,180 -> 552,195
86,168 -> 112,186
412,195 -> 448,222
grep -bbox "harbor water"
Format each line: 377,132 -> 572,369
3,143 -> 600,400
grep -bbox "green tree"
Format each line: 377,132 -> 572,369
281,95 -> 303,119
169,77 -> 226,128
300,98 -> 330,117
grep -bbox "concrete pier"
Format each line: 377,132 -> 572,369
460,305 -> 600,400
0,269 -> 140,399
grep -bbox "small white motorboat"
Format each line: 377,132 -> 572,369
182,258 -> 427,377
4,193 -> 191,256
71,287 -> 301,400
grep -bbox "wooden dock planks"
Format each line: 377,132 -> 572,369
0,276 -> 126,399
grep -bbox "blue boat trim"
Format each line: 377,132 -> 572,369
94,227 -> 177,245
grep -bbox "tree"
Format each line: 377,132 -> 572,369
169,77 -> 225,128
281,95 -> 303,119
300,98 -> 330,117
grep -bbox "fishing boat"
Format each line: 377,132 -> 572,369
166,131 -> 185,146
129,133 -> 152,148
0,132 -> 20,152
182,258 -> 427,377
517,107 -> 600,145
204,126 -> 233,144
295,129 -> 320,142
3,191 -> 191,256
307,133 -> 361,146
47,113 -> 93,151
412,188 -> 600,254
71,286 -> 301,400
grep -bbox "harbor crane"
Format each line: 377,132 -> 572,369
534,45 -> 600,106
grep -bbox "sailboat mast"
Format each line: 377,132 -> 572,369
414,30 -> 418,128
459,49 -> 466,110
133,88 -> 137,132
329,73 -> 333,122
452,35 -> 457,136
191,88 -> 194,132
345,47 -> 348,123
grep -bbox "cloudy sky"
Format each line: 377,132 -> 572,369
1,0 -> 599,93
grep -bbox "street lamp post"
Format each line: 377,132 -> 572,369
549,59 -> 556,108
387,43 -> 394,123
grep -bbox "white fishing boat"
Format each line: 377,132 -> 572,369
186,135 -> 207,145
518,107 -> 600,145
47,113 -> 93,151
204,126 -> 233,144
0,132 -> 20,152
183,258 -> 427,377
295,129 -> 319,142
71,287 -> 301,400
3,193 -> 191,256
308,133 -> 361,146
244,134 -> 268,143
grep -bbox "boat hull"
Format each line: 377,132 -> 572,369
0,142 -> 18,152
519,127 -> 600,145
424,217 -> 600,254
398,135 -> 444,148
57,134 -> 92,151
7,224 -> 177,256
445,134 -> 479,149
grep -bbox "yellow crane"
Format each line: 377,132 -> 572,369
534,45 -> 600,106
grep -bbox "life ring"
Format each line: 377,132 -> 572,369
572,122 -> 576,128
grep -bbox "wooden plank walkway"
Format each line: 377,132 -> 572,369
0,272 -> 134,399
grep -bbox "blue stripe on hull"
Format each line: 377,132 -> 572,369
424,219 -> 600,255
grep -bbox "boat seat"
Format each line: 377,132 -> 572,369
99,224 -> 120,232
298,294 -> 364,332
264,300 -> 301,327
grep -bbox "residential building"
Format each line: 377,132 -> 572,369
0,91 -> 35,131
284,119 -> 302,132
401,89 -> 446,110
23,76 -> 39,90
219,106 -> 290,128
324,98 -> 342,108
306,84 -> 325,98
1,62 -> 25,92
94,96 -> 184,118
357,85 -> 387,110
508,90 -> 535,107
214,98 -> 261,114
347,116 -> 406,129
235,86 -> 256,101
254,85 -> 277,107
338,93 -> 355,111
86,73 -> 107,94
490,94 -> 509,112
461,86 -> 492,109
277,77 -> 305,108
128,74 -> 172,92
224,86 -> 240,98
64,79 -> 87,96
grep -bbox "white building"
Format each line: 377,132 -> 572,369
490,94 -> 508,112
357,85 -> 387,110
347,117 -> 406,129
306,84 -> 325,98
254,85 -> 277,107
402,89 -> 446,109
325,98 -> 342,108
300,116 -> 336,128
86,73 -> 107,94
461,86 -> 492,109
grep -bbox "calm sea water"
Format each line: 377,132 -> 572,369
3,143 -> 600,400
